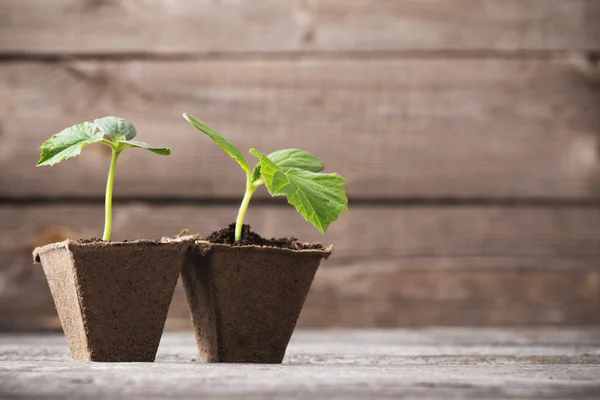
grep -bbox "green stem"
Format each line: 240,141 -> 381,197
102,149 -> 120,241
235,180 -> 257,242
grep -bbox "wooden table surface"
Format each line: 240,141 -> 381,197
1,329 -> 599,399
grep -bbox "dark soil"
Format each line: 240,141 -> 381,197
77,238 -> 135,243
77,238 -> 104,244
205,223 -> 324,250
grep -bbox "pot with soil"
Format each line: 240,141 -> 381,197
34,238 -> 191,362
182,224 -> 332,363
34,116 -> 183,362
181,114 -> 348,363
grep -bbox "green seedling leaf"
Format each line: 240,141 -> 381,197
183,113 -> 250,175
267,149 -> 324,172
250,149 -> 348,234
37,116 -> 171,242
94,116 -> 137,141
120,140 -> 171,155
183,114 -> 348,239
250,149 -> 324,186
251,164 -> 263,185
37,122 -> 104,166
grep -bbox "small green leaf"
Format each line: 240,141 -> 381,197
183,113 -> 250,175
120,140 -> 171,155
250,149 -> 348,234
267,149 -> 324,172
94,116 -> 137,141
37,122 -> 104,166
250,164 -> 262,184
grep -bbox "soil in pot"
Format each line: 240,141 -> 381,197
182,224 -> 332,364
33,238 -> 192,362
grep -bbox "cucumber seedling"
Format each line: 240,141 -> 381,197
37,117 -> 171,241
183,113 -> 348,242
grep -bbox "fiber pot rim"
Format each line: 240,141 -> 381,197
33,236 -> 196,264
193,240 -> 333,259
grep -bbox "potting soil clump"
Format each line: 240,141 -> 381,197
206,223 -> 324,250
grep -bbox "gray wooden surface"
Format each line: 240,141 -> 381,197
1,329 -> 600,399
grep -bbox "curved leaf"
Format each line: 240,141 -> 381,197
120,140 -> 171,155
37,122 -> 104,166
250,149 -> 348,234
250,164 -> 262,185
95,116 -> 137,141
267,149 -> 324,172
183,113 -> 250,175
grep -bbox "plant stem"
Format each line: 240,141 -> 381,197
234,181 -> 257,242
102,149 -> 120,241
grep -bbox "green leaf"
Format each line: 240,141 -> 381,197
37,122 -> 104,166
267,149 -> 324,172
250,149 -> 348,234
94,116 -> 137,141
183,113 -> 250,175
250,164 -> 262,184
120,140 -> 171,156
250,149 -> 323,186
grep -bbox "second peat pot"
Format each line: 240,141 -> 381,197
182,228 -> 332,363
181,114 -> 348,363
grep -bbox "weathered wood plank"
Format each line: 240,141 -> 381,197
1,205 -> 599,330
7,329 -> 600,359
1,58 -> 599,199
4,205 -> 600,259
302,260 -> 600,327
2,0 -> 599,54
1,331 -> 600,400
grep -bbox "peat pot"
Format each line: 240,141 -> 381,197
182,240 -> 332,364
33,238 -> 193,362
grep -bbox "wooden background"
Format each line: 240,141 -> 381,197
1,0 -> 600,330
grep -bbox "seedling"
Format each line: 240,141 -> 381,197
183,113 -> 348,242
37,117 -> 171,241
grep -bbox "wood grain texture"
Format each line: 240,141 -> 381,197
303,261 -> 600,327
1,58 -> 599,199
2,330 -> 600,400
1,204 -> 599,330
2,0 -> 599,54
3,0 -> 600,336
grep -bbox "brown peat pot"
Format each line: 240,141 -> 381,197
33,238 -> 193,362
182,240 -> 332,363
